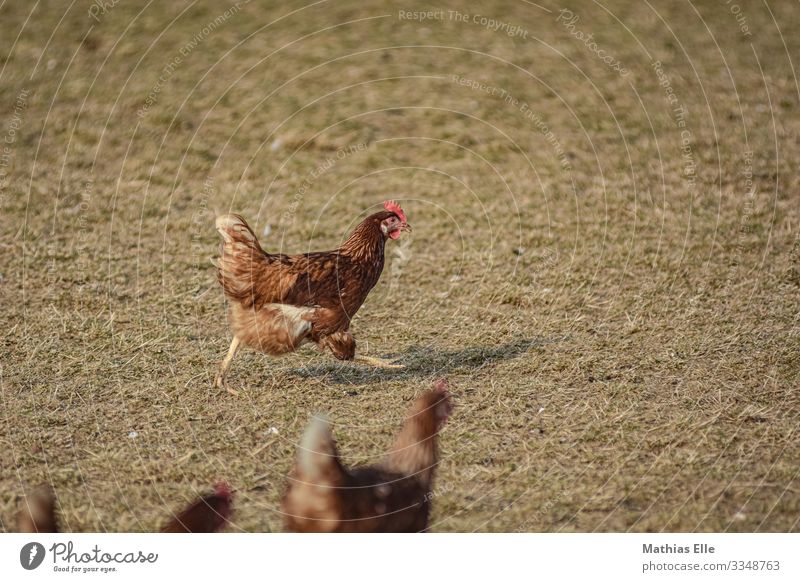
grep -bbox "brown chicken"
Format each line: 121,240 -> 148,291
16,484 -> 233,533
17,486 -> 58,533
282,379 -> 453,532
213,200 -> 411,394
160,482 -> 233,533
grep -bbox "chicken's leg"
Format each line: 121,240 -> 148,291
214,336 -> 241,396
354,354 -> 405,369
320,331 -> 403,368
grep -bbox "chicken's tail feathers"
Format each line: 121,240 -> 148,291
296,414 -> 344,484
214,213 -> 268,304
216,214 -> 256,243
216,214 -> 265,253
283,415 -> 345,532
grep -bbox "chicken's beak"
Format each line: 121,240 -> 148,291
400,222 -> 412,233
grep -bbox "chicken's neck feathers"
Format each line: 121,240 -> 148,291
339,220 -> 386,264
384,414 -> 438,489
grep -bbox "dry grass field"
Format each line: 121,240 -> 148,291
1,0 -> 798,532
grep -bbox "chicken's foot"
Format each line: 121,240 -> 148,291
214,336 -> 241,396
354,354 -> 404,369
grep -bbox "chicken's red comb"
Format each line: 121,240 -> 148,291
383,200 -> 407,223
432,379 -> 453,425
213,482 -> 232,499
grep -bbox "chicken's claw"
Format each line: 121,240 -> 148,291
354,355 -> 405,369
214,375 -> 240,396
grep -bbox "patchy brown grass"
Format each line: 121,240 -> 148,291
0,0 -> 798,532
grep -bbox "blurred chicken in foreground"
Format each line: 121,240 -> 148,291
160,483 -> 233,533
16,484 -> 232,533
17,486 -> 58,533
213,200 -> 411,395
282,379 -> 453,532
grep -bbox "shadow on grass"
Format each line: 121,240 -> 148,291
290,336 -> 566,385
